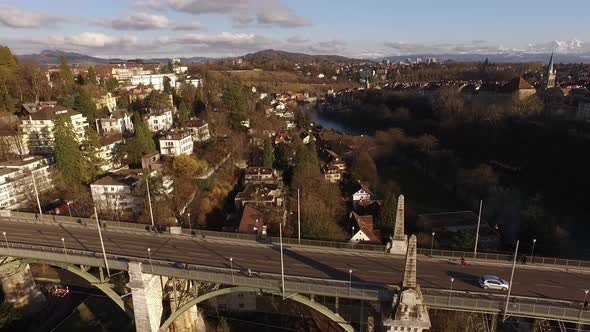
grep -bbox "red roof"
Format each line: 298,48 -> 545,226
501,77 -> 534,92
351,212 -> 381,244
238,205 -> 265,234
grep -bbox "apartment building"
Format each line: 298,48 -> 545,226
0,156 -> 54,210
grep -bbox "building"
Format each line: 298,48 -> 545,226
19,101 -> 58,116
91,170 -> 142,214
322,165 -> 343,183
499,77 -> 536,101
159,129 -> 193,157
349,212 -> 381,245
95,92 -> 117,112
243,167 -> 282,186
130,74 -> 177,91
542,53 -> 557,90
98,109 -> 134,135
20,104 -> 89,154
97,134 -> 125,171
145,108 -> 173,132
141,152 -> 163,171
238,204 -> 266,235
234,183 -> 284,210
0,156 -> 54,210
348,181 -> 373,208
175,76 -> 203,89
186,118 -> 210,143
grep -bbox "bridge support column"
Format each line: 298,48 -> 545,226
127,262 -> 163,332
0,258 -> 45,314
490,313 -> 497,332
166,278 -> 203,332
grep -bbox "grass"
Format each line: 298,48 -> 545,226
380,164 -> 466,214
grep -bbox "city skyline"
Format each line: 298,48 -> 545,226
2,0 -> 590,59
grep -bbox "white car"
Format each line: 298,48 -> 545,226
479,275 -> 509,291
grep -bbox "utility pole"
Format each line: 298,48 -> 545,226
94,207 -> 111,277
31,171 -> 42,216
146,177 -> 155,227
280,223 -> 285,299
503,240 -> 519,321
474,200 -> 483,257
297,188 -> 301,244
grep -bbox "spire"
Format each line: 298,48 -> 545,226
547,52 -> 555,73
393,194 -> 406,241
402,235 -> 417,289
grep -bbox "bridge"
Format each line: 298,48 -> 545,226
0,204 -> 588,331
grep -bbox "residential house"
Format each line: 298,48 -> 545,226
499,77 -> 536,101
95,92 -> 117,112
234,184 -> 284,210
130,73 -> 177,91
145,108 -> 173,132
98,109 -> 134,135
322,165 -> 343,183
300,132 -> 315,144
159,129 -> 193,157
19,101 -> 58,117
243,167 -> 282,186
98,134 -> 125,171
127,84 -> 155,103
238,204 -> 266,235
175,76 -> 203,89
141,152 -> 163,171
186,118 -> 211,142
20,104 -> 89,154
348,181 -> 373,208
0,156 -> 54,210
349,212 -> 381,245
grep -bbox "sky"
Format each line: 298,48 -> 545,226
1,0 -> 590,59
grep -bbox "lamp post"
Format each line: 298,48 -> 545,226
430,232 -> 435,256
187,213 -> 192,234
146,177 -> 155,228
147,248 -> 153,273
474,200 -> 483,257
581,289 -> 590,318
531,239 -> 537,264
279,223 -> 285,299
66,202 -> 72,217
448,277 -> 455,305
30,171 -> 42,217
297,188 -> 301,244
2,232 -> 9,254
348,269 -> 353,296
61,237 -> 68,262
94,207 -> 110,277
503,240 -> 519,320
229,257 -> 235,284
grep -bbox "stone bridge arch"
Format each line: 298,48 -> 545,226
22,259 -> 133,316
159,286 -> 354,332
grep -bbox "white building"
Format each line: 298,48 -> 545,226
0,156 -> 54,210
145,109 -> 174,132
350,181 -> 373,208
174,66 -> 188,75
130,74 -> 177,91
98,134 -> 125,171
175,76 -> 203,89
186,118 -> 210,142
159,129 -> 193,157
20,105 -> 89,154
98,109 -> 134,135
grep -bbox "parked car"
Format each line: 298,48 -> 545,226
479,275 -> 509,291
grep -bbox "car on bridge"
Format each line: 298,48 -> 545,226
479,275 -> 509,291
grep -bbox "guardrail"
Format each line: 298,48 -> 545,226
5,211 -> 590,269
423,293 -> 590,324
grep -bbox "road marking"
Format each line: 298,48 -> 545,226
537,284 -> 565,288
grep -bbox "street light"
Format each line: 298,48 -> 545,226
503,240 -> 519,320
61,237 -> 68,262
474,200 -> 483,257
430,232 -> 436,256
297,188 -> 301,244
187,213 -> 192,234
448,277 -> 455,305
147,248 -> 153,273
66,202 -> 72,217
229,257 -> 235,284
348,269 -> 353,296
2,232 -> 9,254
279,223 -> 285,299
580,289 -> 590,319
94,207 -> 110,277
531,239 -> 537,264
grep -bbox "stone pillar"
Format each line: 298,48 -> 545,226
127,262 -> 163,332
0,258 -> 45,314
402,235 -> 417,289
389,195 -> 408,255
166,278 -> 200,332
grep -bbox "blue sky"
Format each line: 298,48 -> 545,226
1,0 -> 589,58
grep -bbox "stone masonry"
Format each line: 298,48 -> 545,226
389,195 -> 408,255
0,258 -> 46,314
127,262 -> 164,332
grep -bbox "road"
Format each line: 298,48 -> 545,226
0,217 -> 586,303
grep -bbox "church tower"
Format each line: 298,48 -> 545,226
543,52 -> 557,89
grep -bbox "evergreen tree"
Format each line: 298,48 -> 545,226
263,139 -> 274,168
74,88 -> 99,123
81,128 -> 106,179
87,66 -> 97,85
125,119 -> 156,165
59,55 -> 76,94
54,115 -> 90,186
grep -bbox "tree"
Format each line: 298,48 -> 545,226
81,128 -> 106,179
458,164 -> 499,199
125,119 -> 156,165
59,55 -> 76,94
350,150 -> 378,187
54,115 -> 90,186
263,139 -> 274,167
172,154 -> 208,179
74,86 -> 99,123
145,90 -> 171,111
0,302 -> 22,329
86,65 -> 97,85
221,81 -> 247,114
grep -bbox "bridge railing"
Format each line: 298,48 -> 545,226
423,293 -> 590,323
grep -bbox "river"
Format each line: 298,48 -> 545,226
303,103 -> 369,136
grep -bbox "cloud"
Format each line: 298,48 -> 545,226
0,5 -> 64,28
159,32 -> 274,51
527,39 -> 588,54
172,21 -> 207,31
97,13 -> 171,30
145,0 -> 311,28
308,40 -> 348,54
286,36 -> 309,44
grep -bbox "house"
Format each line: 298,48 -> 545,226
127,84 -> 155,102
130,73 -> 177,91
186,118 -> 211,142
349,212 -> 381,245
95,92 -> 117,112
159,129 -> 193,157
243,167 -> 282,185
348,181 -> 373,208
0,156 -> 54,210
20,104 -> 89,154
98,134 -> 125,171
499,77 -> 536,100
273,133 -> 290,144
234,183 -> 284,210
141,152 -> 163,171
322,165 -> 343,183
145,108 -> 173,132
98,109 -> 134,135
300,132 -> 315,144
91,170 -> 143,214
238,204 -> 266,235
19,101 -> 58,117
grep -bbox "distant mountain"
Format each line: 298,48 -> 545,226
15,49 -> 213,66
381,52 -> 590,63
242,49 -> 364,65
